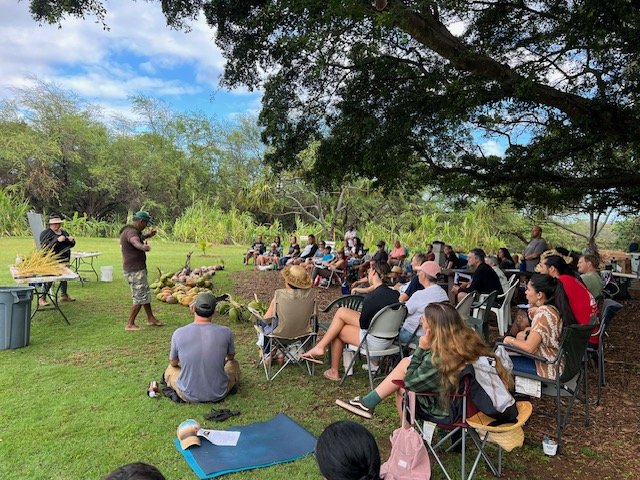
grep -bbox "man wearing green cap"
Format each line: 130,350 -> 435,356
164,292 -> 240,402
119,211 -> 163,330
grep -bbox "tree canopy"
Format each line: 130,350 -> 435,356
27,0 -> 640,211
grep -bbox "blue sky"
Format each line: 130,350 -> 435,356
0,1 -> 262,122
0,1 -> 506,156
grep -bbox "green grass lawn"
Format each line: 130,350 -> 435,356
0,237 -> 532,479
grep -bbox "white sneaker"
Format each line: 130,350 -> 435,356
361,362 -> 380,373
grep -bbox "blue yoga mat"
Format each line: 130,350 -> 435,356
174,413 -> 317,479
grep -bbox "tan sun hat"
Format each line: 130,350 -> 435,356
534,250 -> 573,272
466,401 -> 533,452
281,264 -> 312,289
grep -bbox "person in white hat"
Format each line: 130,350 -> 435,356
39,214 -> 76,306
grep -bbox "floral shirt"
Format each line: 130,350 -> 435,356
530,305 -> 563,379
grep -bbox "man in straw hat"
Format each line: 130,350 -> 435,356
164,292 -> 240,403
39,214 -> 76,306
119,210 -> 163,330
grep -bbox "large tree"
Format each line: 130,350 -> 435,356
28,0 -> 640,210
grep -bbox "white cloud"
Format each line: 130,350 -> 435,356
479,140 -> 506,157
0,1 -> 237,114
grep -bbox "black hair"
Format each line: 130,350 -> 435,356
498,247 -> 514,263
103,462 -> 165,480
469,247 -> 486,262
544,255 -> 573,276
325,245 -> 332,252
528,274 -> 577,326
371,261 -> 392,283
315,420 -> 381,480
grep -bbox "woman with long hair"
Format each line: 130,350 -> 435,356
539,255 -> 598,329
302,262 -> 399,381
315,420 -> 381,480
336,302 -> 512,420
503,273 -> 576,379
497,247 -> 515,269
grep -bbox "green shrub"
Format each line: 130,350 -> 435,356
0,187 -> 30,237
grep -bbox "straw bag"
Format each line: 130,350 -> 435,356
380,391 -> 431,480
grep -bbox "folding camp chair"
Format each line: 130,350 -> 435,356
251,288 -> 318,381
586,299 -> 623,404
341,302 -> 408,390
491,283 -> 518,336
316,294 -> 364,332
395,376 -> 532,480
322,267 -> 345,289
501,323 -> 594,452
468,291 -> 498,343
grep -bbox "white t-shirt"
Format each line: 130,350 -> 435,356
402,284 -> 449,335
344,229 -> 357,247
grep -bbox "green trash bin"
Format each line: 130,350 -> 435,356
0,286 -> 35,350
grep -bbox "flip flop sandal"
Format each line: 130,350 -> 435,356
204,409 -> 241,422
323,370 -> 341,382
300,352 -> 324,364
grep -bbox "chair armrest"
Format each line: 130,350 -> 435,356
496,342 -> 549,363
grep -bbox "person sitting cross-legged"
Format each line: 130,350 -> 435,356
301,262 -> 399,380
164,292 -> 240,402
336,302 -> 512,420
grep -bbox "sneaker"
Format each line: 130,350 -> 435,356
361,362 -> 380,373
61,294 -> 76,302
335,396 -> 374,419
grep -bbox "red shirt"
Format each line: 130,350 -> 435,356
558,274 -> 599,343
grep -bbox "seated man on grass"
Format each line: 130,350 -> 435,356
164,292 -> 240,403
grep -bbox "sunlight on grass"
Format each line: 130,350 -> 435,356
0,237 -> 522,479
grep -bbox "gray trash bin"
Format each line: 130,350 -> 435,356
0,286 -> 35,350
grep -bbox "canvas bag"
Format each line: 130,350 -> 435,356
380,391 -> 431,480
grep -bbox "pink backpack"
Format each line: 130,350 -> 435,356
380,391 -> 431,479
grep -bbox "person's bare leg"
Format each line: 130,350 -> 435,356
304,307 -> 359,357
324,326 -> 360,379
126,304 -> 142,330
143,304 -> 163,326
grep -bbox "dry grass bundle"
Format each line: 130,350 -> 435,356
15,247 -> 67,277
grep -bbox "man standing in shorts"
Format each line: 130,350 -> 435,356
120,210 -> 163,331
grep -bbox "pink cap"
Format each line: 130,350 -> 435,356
419,261 -> 441,278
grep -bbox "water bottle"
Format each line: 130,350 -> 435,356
341,280 -> 350,295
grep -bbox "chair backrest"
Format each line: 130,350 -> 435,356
595,299 -> 623,340
322,294 -> 365,313
272,288 -> 316,338
367,303 -> 408,340
455,292 -> 476,320
499,283 -> 518,308
559,324 -> 594,382
27,211 -> 45,248
473,290 -> 498,323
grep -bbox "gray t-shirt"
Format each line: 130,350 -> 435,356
169,323 -> 235,402
523,238 -> 548,272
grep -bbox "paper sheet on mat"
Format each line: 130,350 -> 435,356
198,429 -> 240,446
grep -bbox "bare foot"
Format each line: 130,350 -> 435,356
301,347 -> 325,359
125,324 -> 141,331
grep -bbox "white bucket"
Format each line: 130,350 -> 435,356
100,266 -> 113,282
542,438 -> 558,456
